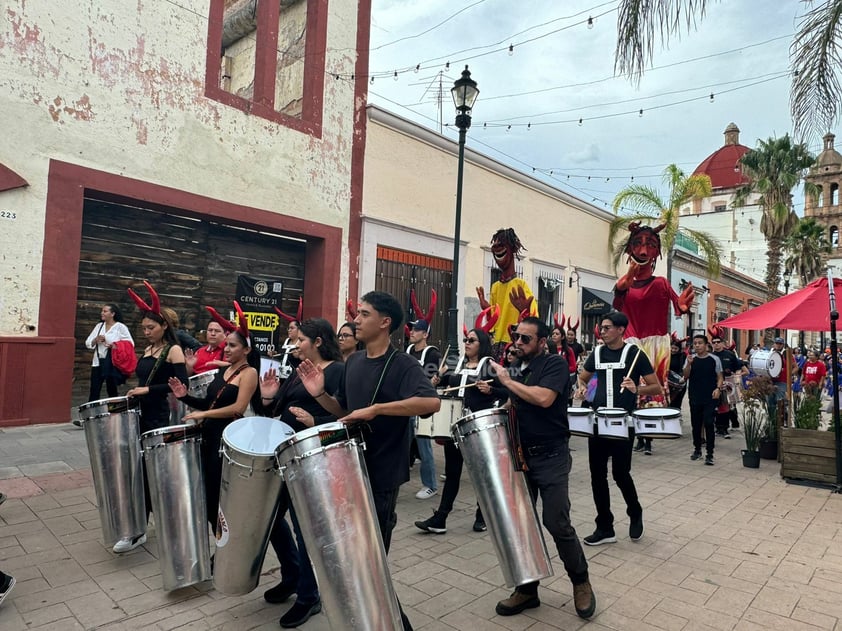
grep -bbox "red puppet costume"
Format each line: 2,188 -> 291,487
476,228 -> 538,349
613,223 -> 694,406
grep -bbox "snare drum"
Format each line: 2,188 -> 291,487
567,407 -> 594,437
749,349 -> 782,378
631,408 -> 682,439
417,396 -> 462,439
594,407 -> 630,440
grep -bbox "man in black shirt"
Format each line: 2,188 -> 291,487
490,317 -> 596,620
711,336 -> 746,436
577,311 -> 660,547
683,334 -> 723,466
406,319 -> 441,499
298,291 -> 439,631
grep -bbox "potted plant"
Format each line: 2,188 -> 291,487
740,375 -> 774,468
758,402 -> 778,460
780,379 -> 837,483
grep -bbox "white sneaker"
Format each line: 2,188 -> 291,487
112,533 -> 146,553
415,487 -> 437,500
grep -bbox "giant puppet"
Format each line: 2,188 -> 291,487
613,222 -> 694,403
476,228 -> 538,347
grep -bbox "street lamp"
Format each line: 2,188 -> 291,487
447,65 -> 479,366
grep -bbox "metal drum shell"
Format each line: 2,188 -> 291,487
141,423 -> 211,591
276,423 -> 403,630
451,408 -> 553,588
631,408 -> 683,439
594,407 -> 630,440
567,407 -> 594,437
77,396 -> 146,547
417,398 -> 462,438
213,417 -> 294,596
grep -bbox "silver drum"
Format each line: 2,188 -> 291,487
276,422 -> 402,630
171,369 -> 220,423
213,417 -> 295,595
77,397 -> 146,547
141,423 -> 211,591
451,408 -> 553,587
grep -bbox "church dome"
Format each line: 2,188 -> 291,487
693,123 -> 750,190
816,133 -> 842,169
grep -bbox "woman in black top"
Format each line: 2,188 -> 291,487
168,327 -> 259,529
258,318 -> 345,628
415,328 -> 506,535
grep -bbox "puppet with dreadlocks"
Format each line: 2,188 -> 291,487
613,222 -> 694,410
476,228 -> 539,350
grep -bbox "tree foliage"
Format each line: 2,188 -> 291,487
784,217 -> 831,286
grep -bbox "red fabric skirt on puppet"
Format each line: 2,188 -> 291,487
625,334 -> 670,409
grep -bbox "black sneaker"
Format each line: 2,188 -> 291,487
629,515 -> 644,541
705,454 -> 714,466
691,450 -> 702,461
583,529 -> 617,546
280,599 -> 322,628
264,581 -> 297,604
0,573 -> 15,606
724,433 -> 731,439
644,446 -> 652,455
0,492 -> 6,506
473,517 -> 487,532
415,511 -> 447,534
633,443 -> 645,452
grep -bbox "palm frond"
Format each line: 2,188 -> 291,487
791,0 -> 842,140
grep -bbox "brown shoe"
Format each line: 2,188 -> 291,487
495,590 -> 540,616
573,581 -> 596,619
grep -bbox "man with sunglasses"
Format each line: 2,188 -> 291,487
577,311 -> 660,547
489,317 -> 596,620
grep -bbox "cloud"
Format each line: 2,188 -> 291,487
564,143 -> 600,164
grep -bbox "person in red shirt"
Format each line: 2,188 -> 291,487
801,348 -> 827,394
188,319 -> 228,375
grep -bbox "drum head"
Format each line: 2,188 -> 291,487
595,407 -> 627,418
633,408 -> 681,420
568,407 -> 592,416
223,416 -> 295,456
142,423 -> 200,442
768,351 -> 783,378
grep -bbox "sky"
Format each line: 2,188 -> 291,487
366,0 -> 812,215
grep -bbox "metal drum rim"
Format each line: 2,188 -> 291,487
277,421 -> 348,449
632,408 -> 681,420
222,417 -> 295,457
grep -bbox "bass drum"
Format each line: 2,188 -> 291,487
749,349 -> 782,378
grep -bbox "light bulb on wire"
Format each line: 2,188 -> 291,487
587,16 -> 594,29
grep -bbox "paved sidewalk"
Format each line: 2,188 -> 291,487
1,421 -> 842,630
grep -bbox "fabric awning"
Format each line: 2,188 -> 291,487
582,287 -> 614,315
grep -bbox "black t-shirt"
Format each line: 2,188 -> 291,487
685,354 -> 722,405
338,348 -> 438,491
258,362 -> 344,432
713,349 -> 743,376
441,358 -> 507,412
569,341 -> 584,359
584,344 -> 654,413
407,344 -> 441,379
509,353 -> 569,446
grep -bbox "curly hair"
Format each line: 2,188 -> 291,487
491,228 -> 526,259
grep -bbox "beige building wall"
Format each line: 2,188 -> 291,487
361,106 -> 615,332
0,0 -> 360,334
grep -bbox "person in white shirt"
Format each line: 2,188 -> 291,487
84,303 -> 134,401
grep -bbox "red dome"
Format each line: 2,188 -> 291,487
693,144 -> 750,189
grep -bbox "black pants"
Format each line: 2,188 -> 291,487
372,487 -> 413,631
588,433 -> 642,533
436,440 -> 482,520
268,487 -> 301,587
518,442 -> 589,595
690,402 -> 716,455
88,365 -> 119,401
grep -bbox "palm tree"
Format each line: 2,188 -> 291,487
614,0 -> 842,139
609,164 -> 722,282
784,217 -> 831,287
733,135 -> 816,301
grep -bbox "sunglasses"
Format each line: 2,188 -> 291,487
511,332 -> 534,344
463,337 -> 478,344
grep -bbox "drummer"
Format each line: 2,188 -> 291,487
576,311 -> 660,547
167,305 -> 258,533
710,336 -> 747,437
416,328 -> 505,535
256,318 -> 344,629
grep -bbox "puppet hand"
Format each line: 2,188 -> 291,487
476,287 -> 490,310
509,286 -> 534,313
678,283 -> 695,312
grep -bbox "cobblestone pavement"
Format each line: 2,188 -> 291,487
1,419 -> 842,630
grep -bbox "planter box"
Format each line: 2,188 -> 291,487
780,428 -> 838,483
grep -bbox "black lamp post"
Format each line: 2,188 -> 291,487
447,65 -> 479,366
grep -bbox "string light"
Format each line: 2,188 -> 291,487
587,16 -> 594,29
578,118 -> 583,126
415,64 -> 420,73
508,44 -> 514,56
710,92 -> 715,102
393,70 -> 398,81
639,109 -> 643,117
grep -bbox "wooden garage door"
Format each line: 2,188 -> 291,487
73,197 -> 306,405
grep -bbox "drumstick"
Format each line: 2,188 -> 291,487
439,379 -> 492,394
619,348 -> 642,394
438,345 -> 451,375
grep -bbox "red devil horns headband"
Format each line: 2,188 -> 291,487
475,304 -> 500,334
127,280 -> 161,316
233,301 -> 251,346
274,297 -> 303,323
553,313 -> 566,331
564,315 -> 580,332
205,306 -> 237,334
410,289 -> 437,324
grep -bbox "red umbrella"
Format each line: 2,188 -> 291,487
717,277 -> 842,332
